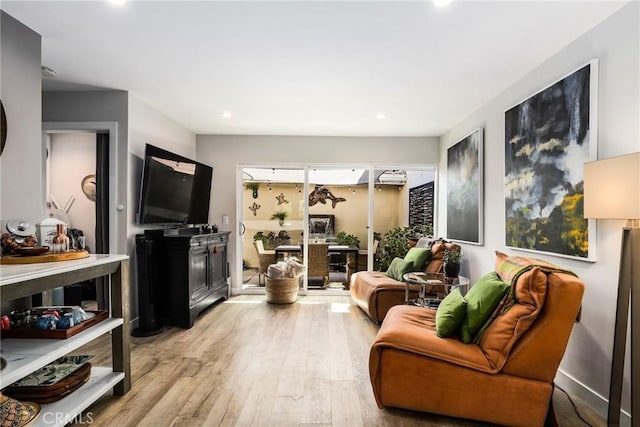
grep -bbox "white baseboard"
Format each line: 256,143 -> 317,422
555,369 -> 631,426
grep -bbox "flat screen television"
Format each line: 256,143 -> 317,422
137,144 -> 213,225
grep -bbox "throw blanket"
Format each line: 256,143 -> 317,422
473,254 -> 578,344
496,255 -> 578,287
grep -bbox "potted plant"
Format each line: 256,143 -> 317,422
443,248 -> 462,278
270,211 -> 288,226
376,225 -> 434,271
335,231 -> 360,247
245,182 -> 260,199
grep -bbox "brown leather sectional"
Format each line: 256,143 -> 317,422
368,254 -> 585,426
350,239 -> 461,323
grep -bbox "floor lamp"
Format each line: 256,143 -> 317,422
584,152 -> 640,427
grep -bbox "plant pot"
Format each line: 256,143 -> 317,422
444,262 -> 460,278
278,219 -> 285,226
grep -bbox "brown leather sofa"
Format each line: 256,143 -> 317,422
368,253 -> 585,426
350,239 -> 461,323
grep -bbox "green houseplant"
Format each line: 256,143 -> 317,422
443,248 -> 462,277
245,182 -> 260,199
335,231 -> 360,248
270,211 -> 288,226
376,224 -> 434,271
253,230 -> 291,250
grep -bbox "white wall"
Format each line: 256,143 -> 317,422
438,2 -> 639,420
196,134 -> 440,293
0,11 -> 43,225
49,133 -> 96,251
128,95 -> 196,236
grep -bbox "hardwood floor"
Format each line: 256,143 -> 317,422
71,295 -> 604,427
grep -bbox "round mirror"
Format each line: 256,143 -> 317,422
0,100 -> 6,156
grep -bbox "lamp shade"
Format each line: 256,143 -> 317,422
583,152 -> 640,219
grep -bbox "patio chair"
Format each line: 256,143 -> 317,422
307,243 -> 330,287
254,240 -> 275,286
357,239 -> 380,271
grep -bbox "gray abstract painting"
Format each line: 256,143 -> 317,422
447,128 -> 483,245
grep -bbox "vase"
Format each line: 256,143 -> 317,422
444,262 -> 460,278
51,224 -> 69,253
279,219 -> 284,226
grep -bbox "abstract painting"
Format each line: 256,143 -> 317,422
447,128 -> 483,245
505,60 -> 597,260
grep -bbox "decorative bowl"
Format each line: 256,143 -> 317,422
14,246 -> 49,256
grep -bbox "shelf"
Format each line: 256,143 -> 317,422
0,318 -> 123,388
32,367 -> 125,427
0,254 -> 130,424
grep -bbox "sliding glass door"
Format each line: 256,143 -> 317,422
238,164 -> 437,295
307,167 -> 370,291
372,168 -> 437,271
240,166 -> 305,292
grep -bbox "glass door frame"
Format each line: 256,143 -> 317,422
236,163 -> 438,296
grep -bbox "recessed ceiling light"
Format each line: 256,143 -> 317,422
376,113 -> 386,120
434,0 -> 452,7
221,111 -> 232,118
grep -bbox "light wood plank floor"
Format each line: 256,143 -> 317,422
71,295 -> 604,427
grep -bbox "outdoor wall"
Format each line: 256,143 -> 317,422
242,182 -> 402,268
438,2 -> 639,421
196,135 -> 440,294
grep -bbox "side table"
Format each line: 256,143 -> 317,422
403,273 -> 470,308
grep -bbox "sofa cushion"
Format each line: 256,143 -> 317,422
386,257 -> 414,281
404,248 -> 431,271
459,272 -> 510,344
436,288 -> 467,338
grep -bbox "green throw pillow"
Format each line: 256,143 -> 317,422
435,288 -> 468,338
404,248 -> 431,271
460,271 -> 511,344
386,257 -> 415,281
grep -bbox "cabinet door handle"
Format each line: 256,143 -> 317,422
240,222 -> 246,235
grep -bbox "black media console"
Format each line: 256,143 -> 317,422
136,227 -> 230,330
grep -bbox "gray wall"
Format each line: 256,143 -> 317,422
43,91 -> 129,255
196,134 -> 440,293
0,11 -> 43,224
438,2 -> 639,420
0,11 -> 42,314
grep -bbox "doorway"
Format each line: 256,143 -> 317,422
43,126 -> 113,309
237,164 -> 437,295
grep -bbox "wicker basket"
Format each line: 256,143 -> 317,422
265,276 -> 300,304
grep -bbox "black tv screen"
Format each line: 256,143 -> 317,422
137,144 -> 212,225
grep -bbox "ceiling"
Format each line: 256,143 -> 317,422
1,1 -> 628,137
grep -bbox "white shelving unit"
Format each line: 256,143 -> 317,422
0,254 -> 130,425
